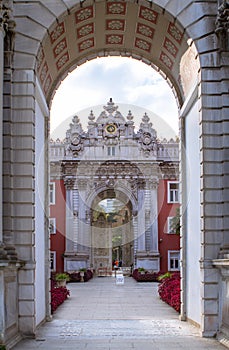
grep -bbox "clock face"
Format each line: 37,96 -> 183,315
143,136 -> 151,145
105,123 -> 117,134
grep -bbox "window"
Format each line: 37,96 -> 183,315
50,251 -> 56,271
167,216 -> 176,234
108,146 -> 115,156
49,182 -> 55,205
167,181 -> 179,203
168,250 -> 180,271
49,218 -> 56,234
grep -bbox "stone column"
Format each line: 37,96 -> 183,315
65,181 -> 74,253
213,248 -> 229,345
179,115 -> 187,322
1,4 -> 41,339
137,181 -> 145,251
2,0 -> 17,260
44,114 -> 51,321
0,266 -> 5,345
148,179 -> 159,253
78,179 -> 87,252
84,209 -> 91,257
72,188 -> 79,252
0,15 -> 4,243
132,213 -> 138,268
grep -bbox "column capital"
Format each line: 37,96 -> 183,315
147,178 -> 159,190
137,179 -> 145,190
64,178 -> 75,189
0,242 -> 8,262
77,179 -> 87,190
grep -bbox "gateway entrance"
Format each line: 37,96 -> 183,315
50,99 -> 179,274
91,195 -> 133,273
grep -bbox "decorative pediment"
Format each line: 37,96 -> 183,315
50,99 -> 178,165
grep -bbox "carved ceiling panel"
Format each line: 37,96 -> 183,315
36,0 -> 188,105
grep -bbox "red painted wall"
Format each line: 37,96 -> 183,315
158,179 -> 180,273
50,179 -> 66,272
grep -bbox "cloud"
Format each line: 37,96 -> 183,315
50,57 -> 178,138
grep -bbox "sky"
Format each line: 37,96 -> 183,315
50,56 -> 179,140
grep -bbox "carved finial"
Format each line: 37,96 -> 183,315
140,113 -> 153,130
72,115 -> 80,124
139,113 -> 157,139
88,111 -> 95,125
127,110 -> 134,125
66,115 -> 83,137
103,98 -> 118,115
88,110 -> 95,122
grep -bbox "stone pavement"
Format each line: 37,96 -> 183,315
12,276 -> 226,350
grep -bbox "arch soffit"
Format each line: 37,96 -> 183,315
13,0 -> 203,108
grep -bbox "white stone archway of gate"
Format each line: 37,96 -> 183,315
2,0 -> 228,347
34,0 -> 199,331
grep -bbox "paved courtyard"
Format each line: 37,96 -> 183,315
12,277 -> 226,350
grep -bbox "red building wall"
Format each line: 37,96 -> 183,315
158,179 -> 180,273
50,179 -> 66,272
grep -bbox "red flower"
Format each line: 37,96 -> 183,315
158,272 -> 180,312
51,286 -> 70,313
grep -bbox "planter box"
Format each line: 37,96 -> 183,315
132,269 -> 160,282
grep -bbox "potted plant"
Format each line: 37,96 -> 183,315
55,273 -> 70,287
138,267 -> 145,275
79,268 -> 86,282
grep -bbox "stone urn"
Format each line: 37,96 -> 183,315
55,273 -> 70,287
79,269 -> 86,282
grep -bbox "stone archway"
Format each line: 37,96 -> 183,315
1,0 -> 229,348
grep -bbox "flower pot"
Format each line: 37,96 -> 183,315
56,279 -> 67,287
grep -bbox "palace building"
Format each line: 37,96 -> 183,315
50,99 -> 180,275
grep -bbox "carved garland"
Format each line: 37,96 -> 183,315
0,1 -> 16,68
215,0 -> 229,50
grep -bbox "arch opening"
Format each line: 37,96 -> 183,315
35,0 -> 198,336
90,192 -> 134,272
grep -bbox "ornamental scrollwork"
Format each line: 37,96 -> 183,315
0,1 -> 16,68
215,0 -> 229,50
0,1 -> 11,32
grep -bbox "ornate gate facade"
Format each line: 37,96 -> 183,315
51,99 -> 179,274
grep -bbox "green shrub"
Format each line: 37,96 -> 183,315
158,272 -> 172,281
55,273 -> 70,282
